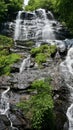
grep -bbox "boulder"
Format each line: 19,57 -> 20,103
0,115 -> 10,130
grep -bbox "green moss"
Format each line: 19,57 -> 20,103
31,44 -> 57,65
17,78 -> 55,130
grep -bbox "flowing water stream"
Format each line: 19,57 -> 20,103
0,87 -> 18,130
60,47 -> 73,130
0,87 -> 10,115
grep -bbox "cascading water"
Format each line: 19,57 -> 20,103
20,55 -> 30,73
60,47 -> 73,130
14,7 -> 56,43
14,11 -> 22,41
0,87 -> 10,115
0,87 -> 18,130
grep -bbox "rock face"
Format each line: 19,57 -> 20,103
0,115 -> 10,130
9,105 -> 31,130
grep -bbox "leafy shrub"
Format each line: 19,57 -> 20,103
0,35 -> 13,47
30,44 -> 57,65
0,53 -> 21,75
0,35 -> 21,75
35,53 -> 47,65
17,78 -> 55,130
0,0 -> 23,22
31,46 -> 42,57
25,0 -> 53,11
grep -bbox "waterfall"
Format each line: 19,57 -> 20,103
14,11 -> 22,41
20,55 -> 30,73
14,8 -> 56,42
0,87 -> 10,115
60,47 -> 73,130
0,87 -> 19,130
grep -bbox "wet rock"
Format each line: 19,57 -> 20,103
0,76 -> 11,89
53,76 -> 69,130
0,22 -> 14,38
47,11 -> 54,20
65,39 -> 73,48
0,115 -> 10,130
55,111 -> 67,130
10,66 -> 19,73
9,105 -> 31,130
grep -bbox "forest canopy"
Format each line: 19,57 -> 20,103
0,0 -> 23,22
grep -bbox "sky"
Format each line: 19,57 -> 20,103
24,0 -> 29,6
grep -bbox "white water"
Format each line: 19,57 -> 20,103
0,87 -> 19,130
14,8 -> 56,42
0,87 -> 10,115
20,55 -> 30,73
14,11 -> 22,41
60,47 -> 73,130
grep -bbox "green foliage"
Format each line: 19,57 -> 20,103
0,0 -> 23,22
35,53 -> 47,65
0,35 -> 13,47
17,78 -> 55,130
25,0 -> 53,11
0,35 -> 21,75
0,53 -> 21,75
55,0 -> 73,33
0,0 -> 7,22
30,44 -> 57,65
7,0 -> 23,17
